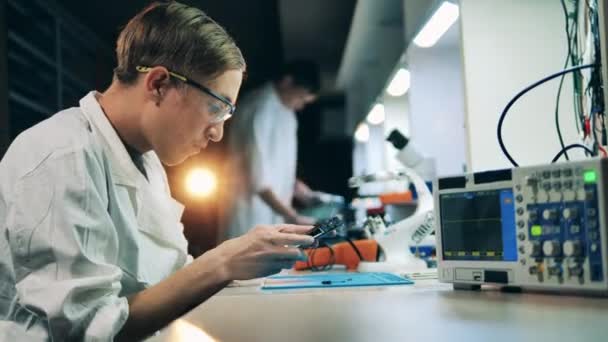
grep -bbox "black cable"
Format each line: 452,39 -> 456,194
306,237 -> 363,271
555,60 -> 572,159
569,0 -> 586,134
556,0 -> 573,160
345,237 -> 364,261
589,0 -> 606,134
551,143 -> 595,163
498,63 -> 599,167
592,111 -> 599,156
307,240 -> 335,272
602,116 -> 607,145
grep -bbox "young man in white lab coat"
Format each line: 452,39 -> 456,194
223,62 -> 322,240
0,2 -> 314,341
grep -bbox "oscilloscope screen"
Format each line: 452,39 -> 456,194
440,189 -> 517,261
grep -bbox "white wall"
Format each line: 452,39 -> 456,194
352,21 -> 467,184
460,0 -> 585,172
383,92 -> 411,172
351,70 -> 412,195
351,74 -> 411,180
383,91 -> 411,138
352,122 -> 390,195
406,43 -> 467,177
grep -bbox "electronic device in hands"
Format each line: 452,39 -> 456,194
435,158 -> 608,295
308,216 -> 344,240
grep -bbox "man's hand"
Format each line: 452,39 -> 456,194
258,188 -> 314,224
293,179 -> 318,207
208,224 -> 315,280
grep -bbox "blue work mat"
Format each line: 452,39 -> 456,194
261,272 -> 413,290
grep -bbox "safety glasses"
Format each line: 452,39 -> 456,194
136,65 -> 236,123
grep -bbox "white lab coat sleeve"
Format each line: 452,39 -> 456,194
6,147 -> 128,341
250,100 -> 276,193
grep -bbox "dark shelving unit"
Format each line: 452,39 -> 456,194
1,0 -> 112,157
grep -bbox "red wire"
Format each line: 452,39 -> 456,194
599,145 -> 607,157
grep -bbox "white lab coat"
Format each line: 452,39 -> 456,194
0,92 -> 191,341
223,82 -> 298,239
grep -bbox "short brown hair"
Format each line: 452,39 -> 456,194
114,1 -> 245,85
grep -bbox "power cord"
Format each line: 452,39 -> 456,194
551,143 -> 595,163
345,237 -> 364,261
497,63 -> 599,167
307,240 -> 335,272
306,237 -> 365,272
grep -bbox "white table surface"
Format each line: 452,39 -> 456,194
145,274 -> 608,342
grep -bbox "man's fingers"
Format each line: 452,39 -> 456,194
264,262 -> 296,276
277,224 -> 314,234
270,231 -> 315,246
265,246 -> 308,261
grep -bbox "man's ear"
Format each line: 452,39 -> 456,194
143,67 -> 172,104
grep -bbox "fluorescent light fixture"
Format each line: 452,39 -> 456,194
386,68 -> 411,96
366,103 -> 385,125
413,1 -> 459,48
354,123 -> 370,142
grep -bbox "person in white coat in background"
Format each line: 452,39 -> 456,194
222,61 -> 323,241
0,2 -> 314,341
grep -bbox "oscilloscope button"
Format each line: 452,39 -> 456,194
543,240 -> 561,257
529,266 -> 538,275
569,225 -> 581,234
528,241 -> 542,257
591,243 -> 599,253
568,266 -> 583,278
528,210 -> 538,222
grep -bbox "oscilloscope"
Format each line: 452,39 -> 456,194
434,159 -> 608,295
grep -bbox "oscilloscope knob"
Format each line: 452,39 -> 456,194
542,209 -> 558,222
562,208 -> 578,220
563,240 -> 582,257
543,240 -> 562,257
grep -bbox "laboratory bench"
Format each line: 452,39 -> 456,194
146,273 -> 608,342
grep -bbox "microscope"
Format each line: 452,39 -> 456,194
350,130 -> 436,274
